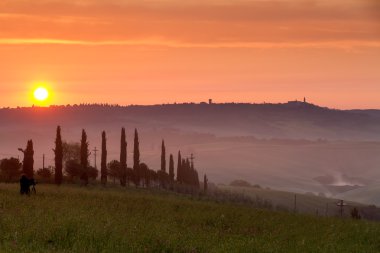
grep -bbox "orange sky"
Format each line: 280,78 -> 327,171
0,0 -> 379,109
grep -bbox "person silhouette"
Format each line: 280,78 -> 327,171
29,178 -> 37,194
20,174 -> 30,195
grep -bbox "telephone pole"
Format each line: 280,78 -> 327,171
336,200 -> 347,217
93,147 -> 98,169
43,154 -> 45,170
190,153 -> 195,168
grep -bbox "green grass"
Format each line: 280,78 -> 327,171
0,184 -> 380,253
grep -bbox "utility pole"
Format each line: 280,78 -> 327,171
294,194 -> 297,213
336,200 -> 347,218
93,147 -> 98,169
190,153 -> 195,168
43,154 -> 45,170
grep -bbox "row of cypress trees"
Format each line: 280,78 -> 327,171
24,125 -> 205,190
159,141 -> 200,188
102,128 -> 142,186
52,126 -> 140,186
53,126 -> 91,185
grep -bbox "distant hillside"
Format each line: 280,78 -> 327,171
1,102 -> 380,204
1,102 -> 380,140
337,184 -> 380,206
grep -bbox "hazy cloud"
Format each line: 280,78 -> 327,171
0,0 -> 379,47
0,38 -> 379,50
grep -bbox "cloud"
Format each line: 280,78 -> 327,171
0,0 -> 375,21
0,0 -> 378,46
0,38 -> 379,50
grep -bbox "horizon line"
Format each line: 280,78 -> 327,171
2,101 -> 379,111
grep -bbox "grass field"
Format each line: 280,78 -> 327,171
0,184 -> 380,253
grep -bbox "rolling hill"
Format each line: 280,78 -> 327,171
1,102 -> 380,205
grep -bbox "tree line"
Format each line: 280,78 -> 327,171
0,126 -> 208,192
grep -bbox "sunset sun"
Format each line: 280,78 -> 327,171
33,87 -> 49,102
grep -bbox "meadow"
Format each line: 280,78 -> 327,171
0,184 -> 380,253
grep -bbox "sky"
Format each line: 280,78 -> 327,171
0,0 -> 379,109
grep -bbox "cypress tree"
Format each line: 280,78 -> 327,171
101,131 -> 107,185
181,158 -> 187,184
19,140 -> 34,179
204,174 -> 208,192
176,151 -> 182,183
120,128 -> 127,186
169,154 -> 174,182
161,140 -> 166,172
54,126 -> 63,185
194,169 -> 200,187
133,129 -> 140,185
80,129 -> 90,185
185,158 -> 190,184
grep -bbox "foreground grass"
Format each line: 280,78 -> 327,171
0,184 -> 379,253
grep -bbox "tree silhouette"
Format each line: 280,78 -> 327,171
194,168 -> 200,188
120,128 -> 127,186
62,142 -> 80,163
183,158 -> 189,184
19,140 -> 34,179
133,128 -> 140,186
53,126 -> 63,185
80,129 -> 90,185
161,140 -> 166,172
101,131 -> 107,185
157,169 -> 168,188
126,167 -> 134,185
169,154 -> 175,182
88,166 -> 99,180
65,159 -> 81,180
176,151 -> 182,183
107,160 -> 121,184
37,167 -> 52,181
139,163 -> 149,187
62,142 -> 81,180
0,157 -> 21,182
175,156 -> 200,188
351,207 -> 361,220
204,174 -> 208,192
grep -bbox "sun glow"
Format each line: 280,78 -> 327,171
29,82 -> 54,106
34,87 -> 49,101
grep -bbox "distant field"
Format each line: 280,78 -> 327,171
218,185 -> 366,217
1,184 -> 380,252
